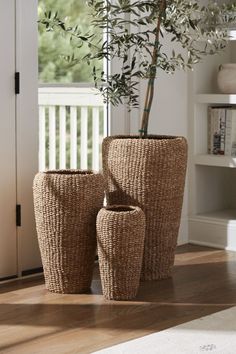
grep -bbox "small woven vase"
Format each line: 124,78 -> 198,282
96,205 -> 145,300
33,170 -> 104,294
102,135 -> 187,281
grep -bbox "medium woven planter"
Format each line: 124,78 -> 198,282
102,135 -> 187,281
96,205 -> 145,300
33,170 -> 104,293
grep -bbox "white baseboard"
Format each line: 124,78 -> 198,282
189,217 -> 236,252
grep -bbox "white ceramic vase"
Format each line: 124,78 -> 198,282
217,63 -> 236,94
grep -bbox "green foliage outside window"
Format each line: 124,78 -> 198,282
38,0 -> 102,83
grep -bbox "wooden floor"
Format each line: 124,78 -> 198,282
0,244 -> 236,354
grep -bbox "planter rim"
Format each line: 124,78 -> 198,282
39,169 -> 100,176
104,134 -> 186,141
101,205 -> 142,214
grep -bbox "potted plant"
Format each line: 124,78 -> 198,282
33,170 -> 104,293
39,0 -> 234,280
96,205 -> 145,300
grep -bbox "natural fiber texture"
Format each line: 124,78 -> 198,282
102,135 -> 187,281
96,205 -> 145,300
33,170 -> 104,293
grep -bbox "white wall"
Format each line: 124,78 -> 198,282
141,71 -> 189,245
142,70 -> 188,137
131,41 -> 189,245
103,24 -> 189,245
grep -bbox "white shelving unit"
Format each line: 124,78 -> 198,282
196,94 -> 236,105
194,154 -> 236,168
188,35 -> 236,251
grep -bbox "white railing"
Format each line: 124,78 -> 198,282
38,87 -> 107,172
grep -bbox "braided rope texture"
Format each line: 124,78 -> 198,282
33,170 -> 104,293
96,205 -> 145,300
102,135 -> 188,281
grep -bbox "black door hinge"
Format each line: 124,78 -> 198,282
16,204 -> 21,227
15,72 -> 20,94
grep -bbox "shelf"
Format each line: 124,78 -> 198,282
195,94 -> 236,104
228,29 -> 236,40
189,35 -> 236,251
190,209 -> 236,226
194,154 -> 236,168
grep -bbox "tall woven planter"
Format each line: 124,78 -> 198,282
33,170 -> 104,293
96,205 -> 145,300
102,135 -> 187,281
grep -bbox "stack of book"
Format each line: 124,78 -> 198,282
208,106 -> 236,156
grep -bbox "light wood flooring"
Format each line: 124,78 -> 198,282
0,244 -> 236,354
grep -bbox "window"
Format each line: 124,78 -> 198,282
38,0 -> 108,171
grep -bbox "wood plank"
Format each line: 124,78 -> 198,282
70,106 -> 77,169
92,107 -> 100,171
49,106 -> 56,170
0,245 -> 236,353
38,87 -> 104,107
80,107 -> 88,170
39,106 -> 46,171
59,106 -> 66,169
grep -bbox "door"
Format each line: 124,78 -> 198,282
0,0 -> 40,279
0,0 -> 17,279
16,0 -> 41,274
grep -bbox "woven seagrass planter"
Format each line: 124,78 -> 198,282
96,205 -> 145,300
33,170 -> 104,294
102,135 -> 187,281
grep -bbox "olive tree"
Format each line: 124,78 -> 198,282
39,0 -> 236,137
